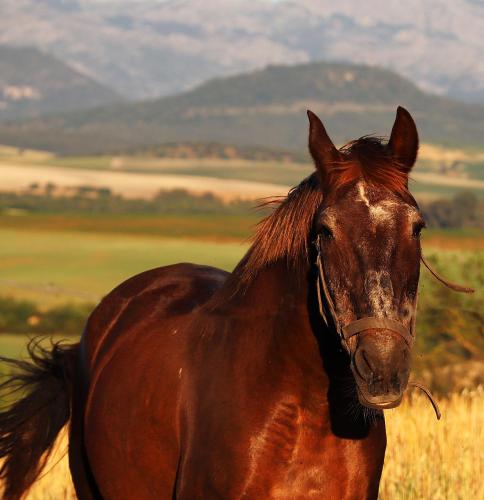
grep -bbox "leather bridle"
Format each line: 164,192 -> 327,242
314,234 -> 474,354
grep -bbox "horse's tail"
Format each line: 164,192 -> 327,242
0,339 -> 78,500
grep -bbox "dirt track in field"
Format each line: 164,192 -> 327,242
0,163 -> 291,200
1,162 -> 483,202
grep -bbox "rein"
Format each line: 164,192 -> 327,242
314,236 -> 474,419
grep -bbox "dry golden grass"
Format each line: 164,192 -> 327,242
0,426 -> 75,500
380,388 -> 484,499
419,143 -> 484,163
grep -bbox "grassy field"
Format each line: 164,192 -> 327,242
0,139 -> 481,499
380,389 -> 483,499
0,222 -> 481,499
0,227 -> 248,306
0,218 -> 481,307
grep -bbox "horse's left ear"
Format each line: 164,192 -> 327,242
307,110 -> 341,190
388,106 -> 419,172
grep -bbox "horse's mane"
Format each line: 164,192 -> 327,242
227,136 -> 413,293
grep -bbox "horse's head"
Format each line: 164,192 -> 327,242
308,107 -> 423,410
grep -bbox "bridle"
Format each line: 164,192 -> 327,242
313,234 -> 474,354
314,234 -> 415,354
313,233 -> 473,420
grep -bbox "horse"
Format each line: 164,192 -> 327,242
0,107 -> 465,499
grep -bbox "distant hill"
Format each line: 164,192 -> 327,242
0,62 -> 483,154
1,0 -> 484,103
0,45 -> 121,121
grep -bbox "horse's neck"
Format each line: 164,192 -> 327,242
216,261 -> 374,435
228,261 -> 322,363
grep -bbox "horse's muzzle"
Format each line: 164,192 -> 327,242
351,329 -> 411,410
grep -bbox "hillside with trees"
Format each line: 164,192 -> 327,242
0,45 -> 121,121
0,62 -> 483,154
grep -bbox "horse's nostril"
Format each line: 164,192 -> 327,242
361,349 -> 373,372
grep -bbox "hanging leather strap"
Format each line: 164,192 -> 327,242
421,255 -> 475,294
314,238 -> 475,351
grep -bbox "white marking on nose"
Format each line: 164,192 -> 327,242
178,368 -> 183,378
366,270 -> 394,318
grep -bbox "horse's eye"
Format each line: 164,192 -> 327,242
412,221 -> 426,239
321,225 -> 334,240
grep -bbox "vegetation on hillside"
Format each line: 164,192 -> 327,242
0,187 -> 256,215
0,188 -> 481,228
0,45 -> 120,121
1,62 -> 483,154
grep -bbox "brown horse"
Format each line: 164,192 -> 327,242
0,107 -> 449,499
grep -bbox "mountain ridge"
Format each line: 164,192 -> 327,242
0,45 -> 121,120
0,61 -> 482,154
0,0 -> 483,102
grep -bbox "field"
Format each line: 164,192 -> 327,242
0,225 -> 248,306
380,389 -> 483,499
0,216 -> 481,307
1,144 -> 484,202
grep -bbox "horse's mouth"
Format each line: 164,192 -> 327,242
355,384 -> 403,410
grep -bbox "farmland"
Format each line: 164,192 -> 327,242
1,143 -> 484,202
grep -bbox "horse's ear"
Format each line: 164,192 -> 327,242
388,106 -> 419,173
307,110 -> 340,189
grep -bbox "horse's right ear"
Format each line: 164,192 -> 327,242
307,110 -> 340,189
388,106 -> 419,173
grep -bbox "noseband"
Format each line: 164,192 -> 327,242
314,235 -> 474,353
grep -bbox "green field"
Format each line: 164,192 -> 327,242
0,227 -> 248,306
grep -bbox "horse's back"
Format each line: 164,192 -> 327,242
80,263 -> 228,499
82,262 -> 227,373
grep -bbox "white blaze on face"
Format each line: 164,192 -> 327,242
357,181 -> 398,226
356,182 -> 401,319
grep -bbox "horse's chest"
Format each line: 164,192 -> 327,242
239,402 -> 382,499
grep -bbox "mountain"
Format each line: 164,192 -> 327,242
0,45 -> 121,120
0,0 -> 483,103
1,62 -> 483,154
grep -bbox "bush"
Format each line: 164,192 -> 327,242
0,297 -> 93,336
0,297 -> 37,333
